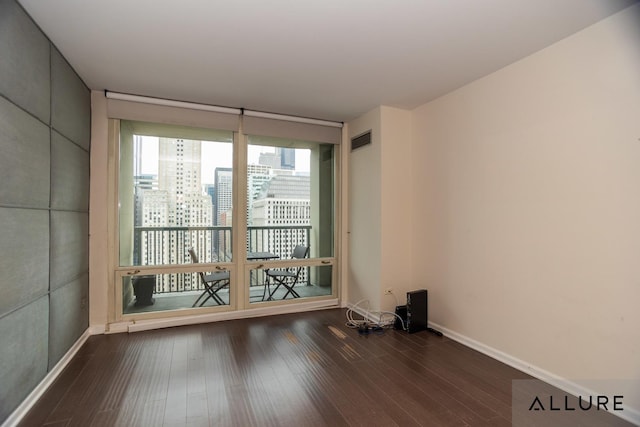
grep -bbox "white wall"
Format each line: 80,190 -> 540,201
348,108 -> 382,307
348,106 -> 414,312
379,106 -> 414,312
89,91 -> 109,328
412,3 -> 640,414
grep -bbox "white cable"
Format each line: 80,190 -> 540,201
345,299 -> 371,328
345,300 -> 406,331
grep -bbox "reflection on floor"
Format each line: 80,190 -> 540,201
123,284 -> 332,314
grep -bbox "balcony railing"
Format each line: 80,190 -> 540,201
132,225 -> 311,294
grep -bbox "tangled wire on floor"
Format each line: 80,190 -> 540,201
345,299 -> 406,335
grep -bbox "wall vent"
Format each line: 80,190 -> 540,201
351,130 -> 371,151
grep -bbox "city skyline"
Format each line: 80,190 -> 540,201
133,137 -> 313,289
137,136 -> 310,184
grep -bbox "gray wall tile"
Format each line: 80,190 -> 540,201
0,3 -> 91,423
50,211 -> 89,290
51,131 -> 90,211
0,0 -> 50,123
0,208 -> 49,317
0,296 -> 49,421
0,96 -> 50,208
48,275 -> 88,368
51,48 -> 90,150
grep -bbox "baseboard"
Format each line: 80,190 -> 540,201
429,322 -> 640,426
2,328 -> 93,427
127,298 -> 340,333
88,324 -> 106,335
105,321 -> 131,334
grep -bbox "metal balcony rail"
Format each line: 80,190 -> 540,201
132,225 -> 311,293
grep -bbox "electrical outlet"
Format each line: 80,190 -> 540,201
384,288 -> 393,295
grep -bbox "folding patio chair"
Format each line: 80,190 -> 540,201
188,248 -> 230,307
265,245 -> 309,300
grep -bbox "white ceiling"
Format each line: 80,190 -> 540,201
18,0 -> 637,122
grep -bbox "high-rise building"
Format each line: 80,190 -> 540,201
139,138 -> 213,291
158,138 -> 206,226
213,167 -> 233,261
258,151 -> 279,169
133,135 -> 158,226
204,183 -> 215,207
279,147 -> 295,170
251,175 -> 310,258
213,167 -> 233,225
133,173 -> 158,235
247,163 -> 272,226
135,174 -> 158,191
257,147 -> 295,170
247,163 -> 271,176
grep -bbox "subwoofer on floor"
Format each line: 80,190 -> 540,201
394,289 -> 428,333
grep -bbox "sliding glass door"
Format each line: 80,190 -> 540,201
117,120 -> 235,315
111,112 -> 340,321
245,136 -> 335,304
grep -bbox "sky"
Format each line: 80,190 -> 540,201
138,136 -> 310,184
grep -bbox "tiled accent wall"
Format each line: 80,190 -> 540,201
0,0 -> 91,421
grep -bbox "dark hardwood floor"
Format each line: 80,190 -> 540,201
18,309 -> 632,427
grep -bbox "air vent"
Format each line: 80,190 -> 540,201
351,131 -> 371,151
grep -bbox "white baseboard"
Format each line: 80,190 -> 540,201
88,324 -> 106,335
105,321 -> 131,334
127,298 -> 339,333
2,328 -> 93,427
429,322 -> 640,426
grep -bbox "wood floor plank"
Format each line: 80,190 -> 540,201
373,332 -> 514,418
113,333 -> 173,427
377,350 -> 501,425
333,361 -> 423,426
246,326 -> 328,426
202,333 -> 254,426
18,354 -> 93,427
279,316 -> 423,426
312,324 -> 462,425
45,339 -> 134,425
16,309 -> 635,427
381,349 -> 502,423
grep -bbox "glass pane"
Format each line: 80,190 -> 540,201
119,120 -> 233,266
122,271 -> 231,315
246,137 -> 334,260
248,265 -> 333,304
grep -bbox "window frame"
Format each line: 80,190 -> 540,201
105,105 -> 343,325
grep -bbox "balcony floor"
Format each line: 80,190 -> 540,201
123,284 -> 332,314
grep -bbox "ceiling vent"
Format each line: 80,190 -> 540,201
351,131 -> 371,151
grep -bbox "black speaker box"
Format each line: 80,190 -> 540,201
406,289 -> 428,333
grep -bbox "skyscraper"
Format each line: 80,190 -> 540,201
158,138 -> 208,227
247,163 -> 272,225
139,138 -> 213,291
257,147 -> 295,170
213,167 -> 233,226
251,175 -> 310,257
213,167 -> 233,261
279,147 -> 295,170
